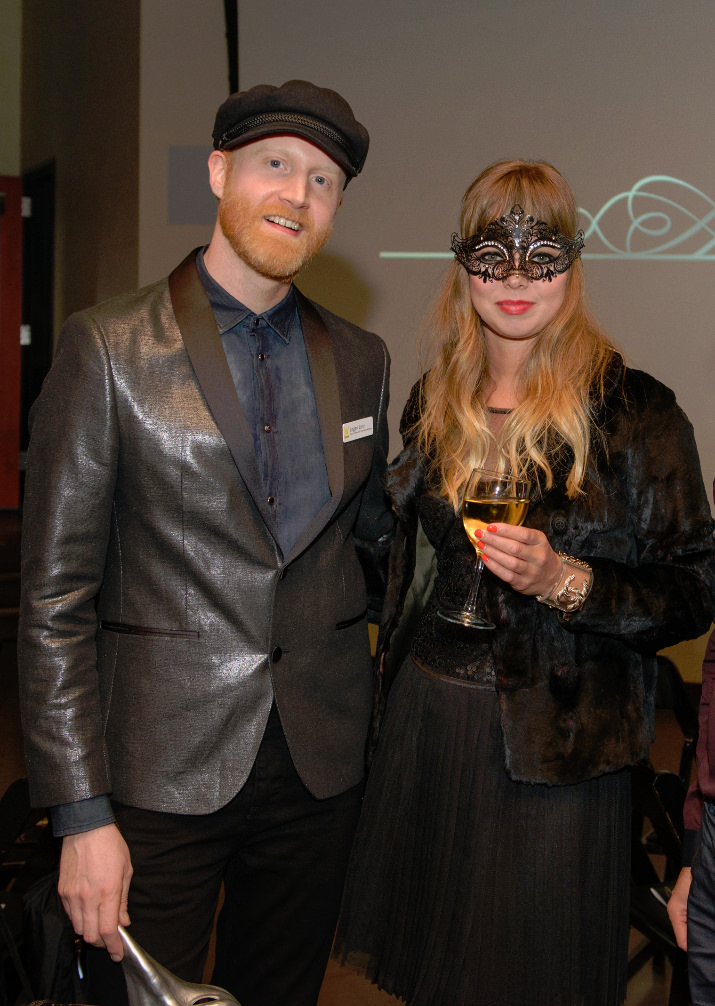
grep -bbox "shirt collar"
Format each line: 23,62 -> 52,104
195,247 -> 298,343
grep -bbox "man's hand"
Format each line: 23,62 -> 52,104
58,823 -> 133,961
667,866 -> 692,951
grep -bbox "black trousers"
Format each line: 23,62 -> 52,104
84,705 -> 363,1006
689,801 -> 715,1006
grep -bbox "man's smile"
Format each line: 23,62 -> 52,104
265,215 -> 301,232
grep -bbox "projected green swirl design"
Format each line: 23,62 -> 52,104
380,177 -> 715,261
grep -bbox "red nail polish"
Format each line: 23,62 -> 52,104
474,528 -> 483,538
482,554 -> 489,562
487,524 -> 498,532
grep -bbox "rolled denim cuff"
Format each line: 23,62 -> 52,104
50,795 -> 116,837
683,826 -> 700,868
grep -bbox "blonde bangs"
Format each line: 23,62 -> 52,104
461,159 -> 579,238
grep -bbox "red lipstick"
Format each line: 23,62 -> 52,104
496,300 -> 533,315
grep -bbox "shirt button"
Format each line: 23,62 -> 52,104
272,646 -> 282,662
267,496 -> 275,506
264,425 -> 272,432
258,353 -> 265,361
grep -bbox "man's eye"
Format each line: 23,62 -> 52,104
313,175 -> 327,186
268,159 -> 282,168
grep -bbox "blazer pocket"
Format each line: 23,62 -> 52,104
335,608 -> 367,631
100,620 -> 200,640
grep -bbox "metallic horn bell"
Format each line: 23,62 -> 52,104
119,926 -> 242,1006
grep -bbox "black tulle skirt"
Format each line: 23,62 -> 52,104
333,658 -> 631,1006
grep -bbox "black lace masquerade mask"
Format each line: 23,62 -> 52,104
451,204 -> 585,283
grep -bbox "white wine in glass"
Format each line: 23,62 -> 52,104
438,468 -> 530,630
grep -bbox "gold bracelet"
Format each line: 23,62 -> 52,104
536,554 -> 593,614
540,558 -> 565,603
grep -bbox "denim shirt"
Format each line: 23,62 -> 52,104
51,250 -> 330,837
196,248 -> 329,557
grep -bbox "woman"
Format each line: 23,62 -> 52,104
333,160 -> 715,1005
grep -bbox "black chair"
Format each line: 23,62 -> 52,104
629,762 -> 691,1005
655,655 -> 699,791
628,654 -> 700,1006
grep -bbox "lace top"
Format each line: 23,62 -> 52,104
409,407 -> 513,686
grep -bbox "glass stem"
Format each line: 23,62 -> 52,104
463,554 -> 485,616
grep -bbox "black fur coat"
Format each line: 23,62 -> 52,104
374,366 -> 715,785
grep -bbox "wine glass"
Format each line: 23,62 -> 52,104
438,467 -> 531,630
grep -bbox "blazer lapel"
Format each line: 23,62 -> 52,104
283,291 -> 345,565
168,251 -> 276,535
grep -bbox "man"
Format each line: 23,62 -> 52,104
667,621 -> 715,1005
18,79 -> 391,1006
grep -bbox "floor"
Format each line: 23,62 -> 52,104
320,953 -> 675,1006
0,509 -> 689,1004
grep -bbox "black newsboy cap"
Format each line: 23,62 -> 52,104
212,79 -> 369,181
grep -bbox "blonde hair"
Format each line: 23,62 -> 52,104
416,159 -> 621,508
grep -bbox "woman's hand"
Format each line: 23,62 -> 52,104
474,523 -> 562,597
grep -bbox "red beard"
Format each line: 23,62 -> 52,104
218,188 -> 333,282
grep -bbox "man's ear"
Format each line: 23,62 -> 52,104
208,150 -> 229,199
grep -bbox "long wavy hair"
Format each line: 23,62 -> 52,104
416,159 -> 622,508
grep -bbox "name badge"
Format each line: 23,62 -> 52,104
343,416 -> 374,443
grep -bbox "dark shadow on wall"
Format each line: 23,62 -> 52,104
296,251 -> 375,329
22,0 -> 140,324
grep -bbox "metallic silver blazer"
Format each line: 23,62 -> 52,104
18,251 -> 392,813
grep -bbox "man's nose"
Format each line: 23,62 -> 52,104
279,172 -> 310,207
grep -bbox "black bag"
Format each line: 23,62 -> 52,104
22,872 -> 87,1002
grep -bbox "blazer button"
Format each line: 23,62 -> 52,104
267,496 -> 275,506
272,646 -> 282,662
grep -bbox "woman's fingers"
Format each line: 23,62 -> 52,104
478,524 -> 561,595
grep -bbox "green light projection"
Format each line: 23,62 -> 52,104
380,177 -> 715,262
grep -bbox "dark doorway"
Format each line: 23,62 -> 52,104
21,162 -> 55,452
0,175 -> 22,508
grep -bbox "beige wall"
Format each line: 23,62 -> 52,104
22,0 -> 140,331
19,0 -> 226,327
0,0 -> 22,176
0,0 -> 21,177
138,0 -> 226,286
